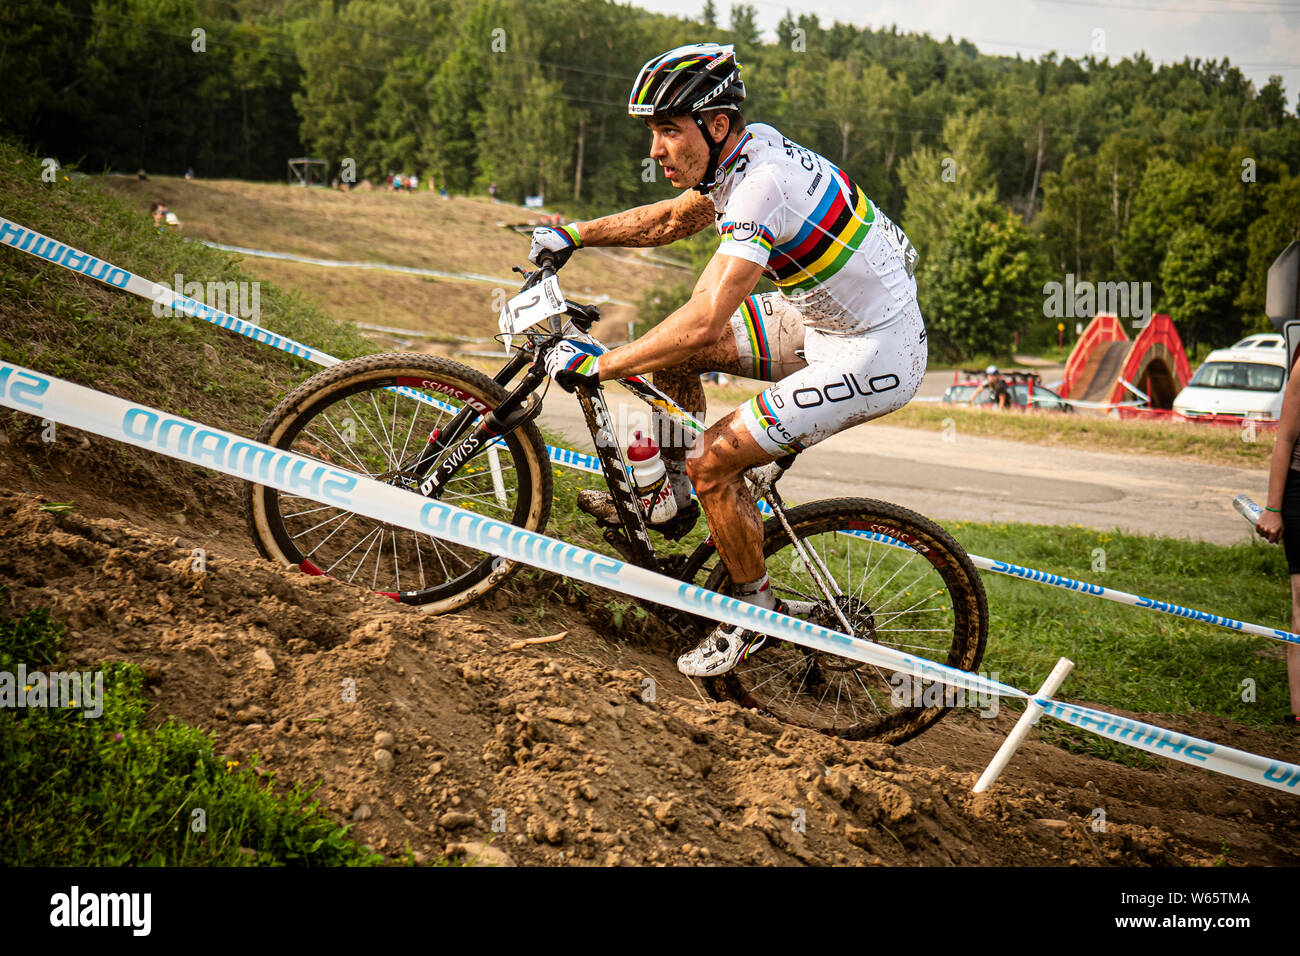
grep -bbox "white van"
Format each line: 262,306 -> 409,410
1173,333 -> 1288,421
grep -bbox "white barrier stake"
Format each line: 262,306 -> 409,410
973,657 -> 1075,793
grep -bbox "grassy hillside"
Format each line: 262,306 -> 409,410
96,172 -> 677,339
0,593 -> 389,866
0,139 -> 377,516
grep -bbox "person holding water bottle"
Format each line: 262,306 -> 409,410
1253,348 -> 1300,727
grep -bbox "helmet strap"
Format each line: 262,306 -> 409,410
690,112 -> 730,196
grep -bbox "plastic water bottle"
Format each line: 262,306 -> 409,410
627,431 -> 678,524
1233,494 -> 1263,525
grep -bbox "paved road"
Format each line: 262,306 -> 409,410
537,373 -> 1266,546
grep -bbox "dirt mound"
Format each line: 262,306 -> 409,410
5,489 -> 1296,866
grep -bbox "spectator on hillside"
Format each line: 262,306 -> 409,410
409,173 -> 419,192
489,181 -> 499,202
184,167 -> 195,180
149,201 -> 168,233
1253,348 -> 1300,728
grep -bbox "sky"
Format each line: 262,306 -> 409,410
626,0 -> 1300,107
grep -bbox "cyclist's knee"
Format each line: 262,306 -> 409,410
686,442 -> 743,496
685,446 -> 722,496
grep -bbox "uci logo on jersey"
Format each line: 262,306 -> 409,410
731,220 -> 760,240
755,413 -> 796,448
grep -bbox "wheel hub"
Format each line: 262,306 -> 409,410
810,594 -> 877,672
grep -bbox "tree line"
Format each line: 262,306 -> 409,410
4,0 -> 1298,357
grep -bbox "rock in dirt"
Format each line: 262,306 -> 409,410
252,648 -> 276,673
445,842 -> 513,867
374,749 -> 395,772
374,730 -> 396,750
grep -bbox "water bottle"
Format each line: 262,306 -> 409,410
627,431 -> 678,524
1233,494 -> 1263,525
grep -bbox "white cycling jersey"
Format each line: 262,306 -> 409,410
708,122 -> 918,336
690,123 -> 927,456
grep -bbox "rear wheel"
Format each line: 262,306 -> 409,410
243,353 -> 551,612
701,497 -> 987,744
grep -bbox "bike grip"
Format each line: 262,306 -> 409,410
536,246 -> 572,272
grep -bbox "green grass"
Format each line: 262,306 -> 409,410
0,594 -> 393,865
949,520 -> 1291,729
0,136 -> 373,452
885,403 -> 1273,467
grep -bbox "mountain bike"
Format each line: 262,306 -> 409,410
243,257 -> 988,744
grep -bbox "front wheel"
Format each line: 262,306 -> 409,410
701,497 -> 988,744
243,352 -> 552,612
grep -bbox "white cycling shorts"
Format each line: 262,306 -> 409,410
728,290 -> 927,456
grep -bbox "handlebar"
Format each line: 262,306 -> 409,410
516,263 -> 554,294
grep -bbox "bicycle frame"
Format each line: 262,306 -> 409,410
393,264 -> 852,635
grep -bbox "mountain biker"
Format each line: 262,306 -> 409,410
529,42 -> 927,678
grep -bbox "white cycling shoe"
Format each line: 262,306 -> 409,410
677,623 -> 767,677
678,598 -> 813,677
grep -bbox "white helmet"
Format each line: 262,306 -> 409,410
986,365 -> 999,375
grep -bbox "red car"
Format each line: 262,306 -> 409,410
941,369 -> 1074,412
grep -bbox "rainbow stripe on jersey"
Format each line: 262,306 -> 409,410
766,167 -> 873,293
747,391 -> 804,455
737,295 -> 775,379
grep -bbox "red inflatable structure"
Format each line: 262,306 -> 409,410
1058,314 -> 1191,409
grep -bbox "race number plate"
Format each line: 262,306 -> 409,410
499,274 -> 568,348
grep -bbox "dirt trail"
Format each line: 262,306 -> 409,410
3,432 -> 1297,866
